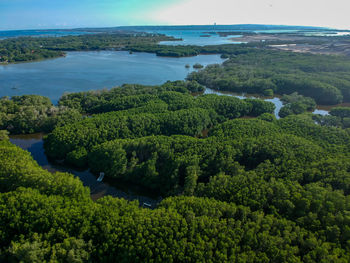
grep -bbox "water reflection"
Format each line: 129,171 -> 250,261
0,51 -> 224,103
9,134 -> 159,206
204,88 -> 329,118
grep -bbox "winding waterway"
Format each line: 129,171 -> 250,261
204,88 -> 329,118
2,46 -> 328,204
9,133 -> 160,206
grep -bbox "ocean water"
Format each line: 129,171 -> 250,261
0,29 -> 90,39
1,24 -> 345,42
123,24 -> 347,45
150,29 -> 241,46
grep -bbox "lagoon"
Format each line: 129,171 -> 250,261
0,51 -> 224,103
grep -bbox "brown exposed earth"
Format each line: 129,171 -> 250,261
268,43 -> 350,56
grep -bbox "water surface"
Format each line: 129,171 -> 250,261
156,30 -> 241,46
9,133 -> 160,206
204,88 -> 329,118
0,51 -> 224,103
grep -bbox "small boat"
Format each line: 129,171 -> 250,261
97,172 -> 105,182
143,202 -> 152,208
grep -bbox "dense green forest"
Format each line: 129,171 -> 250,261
3,31 -> 350,108
2,136 -> 350,262
0,31 -> 265,63
1,79 -> 350,261
278,93 -> 316,118
126,43 -> 256,57
2,32 -> 350,261
188,49 -> 350,104
0,95 -> 83,134
44,83 -> 274,162
314,106 -> 350,129
0,33 -> 175,63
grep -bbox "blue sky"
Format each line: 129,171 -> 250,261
1,0 -> 350,30
0,0 -> 178,29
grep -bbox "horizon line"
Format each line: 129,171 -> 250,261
1,23 -> 348,32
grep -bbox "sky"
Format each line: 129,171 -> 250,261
1,0 -> 350,30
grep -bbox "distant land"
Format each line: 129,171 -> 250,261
1,23 -> 350,262
1,24 -> 350,39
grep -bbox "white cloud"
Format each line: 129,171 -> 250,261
150,0 -> 350,29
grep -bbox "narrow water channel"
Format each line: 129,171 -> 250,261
9,88 -> 330,206
9,133 -> 160,207
204,88 -> 329,118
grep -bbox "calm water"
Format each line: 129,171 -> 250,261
1,25 -> 345,43
9,133 -> 160,206
2,26 -> 330,203
0,51 -> 224,103
129,25 -> 344,45
204,88 -> 329,118
156,30 -> 241,46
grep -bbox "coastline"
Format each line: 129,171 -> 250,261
0,53 -> 66,65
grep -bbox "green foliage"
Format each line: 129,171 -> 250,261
209,118 -> 281,139
188,49 -> 350,104
58,84 -> 269,119
8,234 -> 92,263
0,140 -> 89,199
66,147 -> 88,168
58,81 -> 202,114
330,106 -> 350,119
128,44 -> 200,57
313,114 -> 343,128
1,43 -> 350,261
1,110 -> 350,261
45,85 -> 275,162
193,63 -> 204,69
263,88 -> 274,96
44,108 -> 217,160
277,114 -> 350,152
282,92 -> 316,109
0,95 -> 83,134
0,33 -> 174,63
314,107 -> 350,129
0,130 -> 9,141
196,94 -> 254,119
244,98 -> 275,116
257,112 -> 276,122
278,92 -> 316,118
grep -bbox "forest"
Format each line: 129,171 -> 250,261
1,31 -> 350,261
188,48 -> 350,105
3,31 -> 350,109
0,31 -> 268,63
0,32 -> 175,63
0,95 -> 83,134
1,76 -> 350,261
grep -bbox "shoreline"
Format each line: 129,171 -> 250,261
0,53 -> 66,65
9,133 -> 160,205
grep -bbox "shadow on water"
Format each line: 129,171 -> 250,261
9,134 -> 160,207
